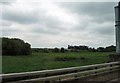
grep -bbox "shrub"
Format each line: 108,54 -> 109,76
53,48 -> 59,53
2,37 -> 31,55
43,48 -> 49,53
61,47 -> 65,53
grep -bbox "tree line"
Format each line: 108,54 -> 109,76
32,47 -> 67,53
32,45 -> 116,53
68,45 -> 116,52
2,37 -> 31,55
1,37 -> 116,55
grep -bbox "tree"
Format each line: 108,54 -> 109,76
53,48 -> 59,53
2,37 -> 31,55
97,45 -> 116,52
68,45 -> 89,52
105,45 -> 116,52
43,48 -> 49,53
97,47 -> 105,52
61,47 -> 65,53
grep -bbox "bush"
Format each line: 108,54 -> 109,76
43,48 -> 49,53
53,48 -> 59,53
61,47 -> 65,53
54,57 -> 77,61
54,57 -> 86,61
2,37 -> 31,55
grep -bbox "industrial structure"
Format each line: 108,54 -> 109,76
115,2 -> 120,54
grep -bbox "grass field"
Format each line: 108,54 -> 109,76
2,52 -> 111,74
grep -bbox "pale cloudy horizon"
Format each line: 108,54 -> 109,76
1,0 -> 119,48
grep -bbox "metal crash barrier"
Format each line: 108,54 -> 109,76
1,61 -> 120,83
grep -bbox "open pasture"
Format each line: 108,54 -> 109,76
2,52 -> 111,74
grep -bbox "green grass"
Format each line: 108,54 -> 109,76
2,52 -> 111,74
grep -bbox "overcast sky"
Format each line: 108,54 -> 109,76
1,0 -> 119,48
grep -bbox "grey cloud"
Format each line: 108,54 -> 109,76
33,29 -> 59,35
2,4 -> 64,36
2,2 -> 66,31
2,12 -> 39,24
40,17 -> 65,30
2,7 -> 39,24
59,2 -> 116,36
1,20 -> 12,26
2,27 -> 20,36
73,21 -> 114,36
1,2 -> 117,48
90,26 -> 114,35
59,2 -> 116,15
91,14 -> 114,23
78,2 -> 115,16
87,22 -> 115,36
30,23 -> 62,35
58,2 -> 116,23
1,0 -> 16,5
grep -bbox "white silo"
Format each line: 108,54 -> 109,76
115,2 -> 120,54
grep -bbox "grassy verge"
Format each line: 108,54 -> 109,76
2,52 -> 111,74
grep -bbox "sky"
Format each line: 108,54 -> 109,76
0,0 -> 119,48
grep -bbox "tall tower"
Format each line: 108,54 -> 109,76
115,2 -> 120,54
